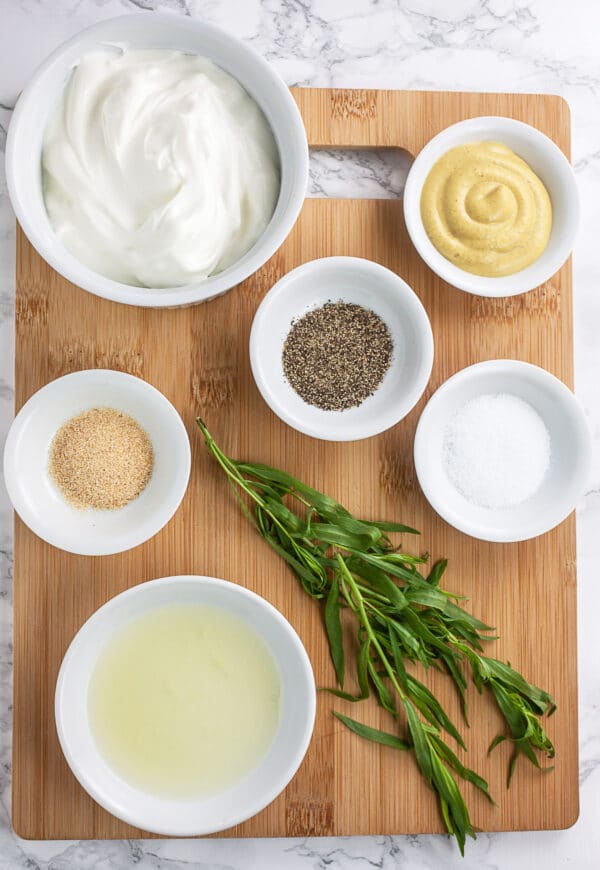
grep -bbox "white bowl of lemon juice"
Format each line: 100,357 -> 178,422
55,575 -> 316,836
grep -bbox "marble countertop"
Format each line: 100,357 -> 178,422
1,1 -> 599,868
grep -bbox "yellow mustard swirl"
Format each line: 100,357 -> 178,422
420,141 -> 552,277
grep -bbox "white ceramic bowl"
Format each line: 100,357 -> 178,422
55,574 -> 316,836
5,13 -> 308,308
3,370 -> 191,555
414,360 -> 591,542
250,257 -> 434,441
403,116 -> 579,297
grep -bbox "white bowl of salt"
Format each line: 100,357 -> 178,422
414,360 -> 591,543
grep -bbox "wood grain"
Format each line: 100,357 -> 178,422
12,88 -> 578,839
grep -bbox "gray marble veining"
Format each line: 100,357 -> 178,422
1,1 -> 600,868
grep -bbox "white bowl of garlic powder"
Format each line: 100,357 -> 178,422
3,369 -> 191,555
6,14 -> 308,307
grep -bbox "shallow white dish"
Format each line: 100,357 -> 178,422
5,13 -> 308,308
403,116 -> 579,297
55,574 -> 316,836
414,360 -> 591,542
3,369 -> 190,555
249,257 -> 434,442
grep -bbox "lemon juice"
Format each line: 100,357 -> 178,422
88,604 -> 281,798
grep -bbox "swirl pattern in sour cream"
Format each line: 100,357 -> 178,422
42,49 -> 280,289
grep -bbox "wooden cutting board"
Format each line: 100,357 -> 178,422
12,88 -> 577,840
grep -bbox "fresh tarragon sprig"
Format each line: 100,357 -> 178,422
197,419 -> 555,854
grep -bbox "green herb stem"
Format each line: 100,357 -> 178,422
196,419 -> 555,854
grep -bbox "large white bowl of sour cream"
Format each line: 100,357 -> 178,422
6,14 -> 308,307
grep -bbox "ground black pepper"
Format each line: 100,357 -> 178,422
282,301 -> 393,411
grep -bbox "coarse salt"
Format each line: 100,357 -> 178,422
442,393 -> 551,509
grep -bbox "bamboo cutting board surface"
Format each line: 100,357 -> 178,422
13,88 -> 578,839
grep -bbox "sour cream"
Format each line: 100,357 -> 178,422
42,50 -> 280,288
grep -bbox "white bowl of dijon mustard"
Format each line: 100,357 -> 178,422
403,116 -> 579,297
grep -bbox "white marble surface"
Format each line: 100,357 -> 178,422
1,0 -> 600,867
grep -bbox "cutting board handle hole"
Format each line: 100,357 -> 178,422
308,147 -> 413,199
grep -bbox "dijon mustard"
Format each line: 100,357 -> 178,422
420,141 -> 552,277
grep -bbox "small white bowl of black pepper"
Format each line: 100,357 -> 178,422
249,257 -> 434,441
